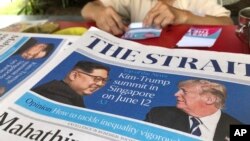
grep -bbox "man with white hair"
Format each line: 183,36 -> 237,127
145,79 -> 241,141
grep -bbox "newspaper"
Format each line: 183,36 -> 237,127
1,27 -> 250,141
0,32 -> 79,100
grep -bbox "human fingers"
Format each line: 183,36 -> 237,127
110,11 -> 127,31
95,7 -> 124,35
143,2 -> 162,26
106,17 -> 124,35
149,2 -> 162,13
96,19 -> 122,35
144,1 -> 174,27
154,9 -> 175,28
143,9 -> 161,27
102,7 -> 125,35
160,18 -> 173,28
95,22 -> 109,33
152,4 -> 175,28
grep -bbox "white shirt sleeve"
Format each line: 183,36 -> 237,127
99,0 -> 157,22
174,0 -> 231,17
99,0 -> 130,20
99,0 -> 231,22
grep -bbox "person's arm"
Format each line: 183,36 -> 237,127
143,1 -> 233,28
184,12 -> 233,25
81,0 -> 127,35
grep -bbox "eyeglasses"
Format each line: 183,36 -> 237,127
77,71 -> 108,84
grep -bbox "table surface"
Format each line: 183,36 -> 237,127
0,15 -> 83,28
0,15 -> 249,54
56,20 -> 250,54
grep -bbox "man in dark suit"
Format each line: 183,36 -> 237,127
145,79 -> 241,141
32,61 -> 110,108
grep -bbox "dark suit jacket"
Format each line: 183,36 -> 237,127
32,80 -> 85,108
145,106 -> 241,141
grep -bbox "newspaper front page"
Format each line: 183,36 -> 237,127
0,32 -> 72,99
1,27 -> 250,141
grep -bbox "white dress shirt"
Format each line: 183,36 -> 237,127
100,0 -> 230,22
189,110 -> 221,140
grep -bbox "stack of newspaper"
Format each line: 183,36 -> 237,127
0,27 -> 249,141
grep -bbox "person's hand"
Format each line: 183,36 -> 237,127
143,1 -> 188,28
94,6 -> 127,35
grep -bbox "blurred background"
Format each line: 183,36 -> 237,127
0,0 -> 249,23
0,0 -> 249,15
0,0 -> 91,15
